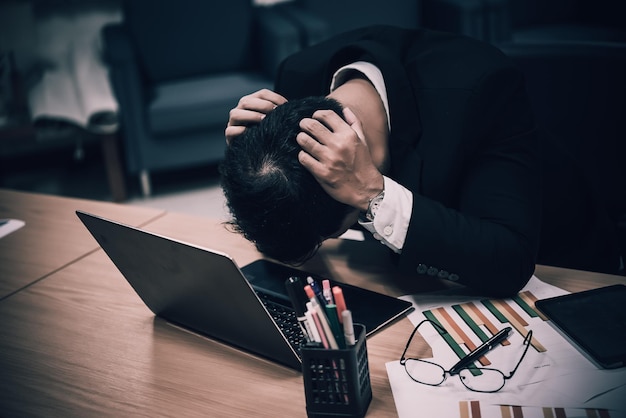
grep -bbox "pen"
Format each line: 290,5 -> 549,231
325,304 -> 346,349
304,307 -> 321,343
285,276 -> 311,342
322,279 -> 334,304
307,276 -> 327,306
449,326 -> 512,375
332,286 -> 347,323
342,309 -> 356,346
307,302 -> 330,349
304,285 -> 339,349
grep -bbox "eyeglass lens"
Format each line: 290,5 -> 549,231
404,359 -> 506,392
404,359 -> 446,386
458,368 -> 505,392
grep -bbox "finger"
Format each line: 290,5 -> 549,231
296,131 -> 326,159
228,108 -> 266,126
343,107 -> 366,142
299,117 -> 333,145
298,150 -> 325,177
236,97 -> 276,115
250,88 -> 288,106
225,125 -> 246,144
311,109 -> 348,132
239,89 -> 287,111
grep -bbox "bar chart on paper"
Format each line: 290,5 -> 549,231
422,290 -> 549,366
389,278 -> 626,418
459,400 -> 612,418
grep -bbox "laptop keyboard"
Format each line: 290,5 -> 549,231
256,291 -> 306,350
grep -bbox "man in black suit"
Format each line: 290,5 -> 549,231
221,25 -> 542,297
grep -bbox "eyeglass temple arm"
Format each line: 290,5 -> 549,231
504,329 -> 533,378
400,319 -> 448,363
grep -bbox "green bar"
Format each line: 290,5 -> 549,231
481,299 -> 508,323
422,310 -> 482,376
452,304 -> 490,342
513,294 -> 538,318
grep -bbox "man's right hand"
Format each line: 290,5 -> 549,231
225,89 -> 287,144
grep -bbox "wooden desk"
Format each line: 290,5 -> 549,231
1,196 -> 625,417
0,189 -> 164,300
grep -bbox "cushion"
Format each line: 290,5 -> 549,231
124,0 -> 254,82
148,72 -> 272,137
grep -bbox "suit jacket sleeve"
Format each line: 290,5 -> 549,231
275,27 -> 541,297
397,60 -> 541,297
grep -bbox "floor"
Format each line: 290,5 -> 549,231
1,140 -> 229,220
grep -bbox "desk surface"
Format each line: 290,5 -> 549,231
0,189 -> 164,299
1,190 -> 625,417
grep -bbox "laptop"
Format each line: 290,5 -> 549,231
76,211 -> 413,370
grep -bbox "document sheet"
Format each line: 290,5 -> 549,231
387,276 -> 626,418
0,219 -> 25,239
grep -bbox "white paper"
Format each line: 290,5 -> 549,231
386,276 -> 626,417
0,219 -> 25,239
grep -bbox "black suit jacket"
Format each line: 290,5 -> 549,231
275,26 -> 541,296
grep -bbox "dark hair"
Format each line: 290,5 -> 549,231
219,96 -> 353,264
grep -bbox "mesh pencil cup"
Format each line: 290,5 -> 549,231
300,324 -> 372,418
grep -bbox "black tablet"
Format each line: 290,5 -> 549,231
535,284 -> 626,369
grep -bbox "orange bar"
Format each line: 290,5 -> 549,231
459,401 -> 470,418
492,299 -> 547,352
436,307 -> 491,366
495,299 -> 528,326
520,291 -> 549,321
500,405 -> 512,418
463,302 -> 511,346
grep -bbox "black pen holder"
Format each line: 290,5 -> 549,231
300,324 -> 372,418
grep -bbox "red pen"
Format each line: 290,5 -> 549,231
332,286 -> 348,323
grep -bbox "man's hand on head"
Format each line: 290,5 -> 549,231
225,89 -> 287,144
296,107 -> 384,212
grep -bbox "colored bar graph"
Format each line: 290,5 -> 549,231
518,291 -> 549,321
422,310 -> 467,360
422,310 -> 484,376
434,307 -> 491,366
459,402 -> 612,418
461,302 -> 511,345
456,302 -> 511,346
425,293 -> 548,355
488,299 -> 547,353
453,304 -> 491,342
513,294 -> 539,318
459,400 -> 482,418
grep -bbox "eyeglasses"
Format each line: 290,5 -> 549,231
399,319 -> 532,393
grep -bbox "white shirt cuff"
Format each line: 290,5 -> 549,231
358,176 -> 412,253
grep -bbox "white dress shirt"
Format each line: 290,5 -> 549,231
330,62 -> 413,253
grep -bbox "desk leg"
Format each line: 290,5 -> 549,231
100,132 -> 127,202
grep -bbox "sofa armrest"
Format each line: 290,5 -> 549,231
101,22 -> 152,172
254,7 -> 302,78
